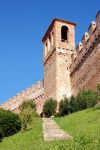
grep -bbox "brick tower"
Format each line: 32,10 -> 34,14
42,18 -> 76,102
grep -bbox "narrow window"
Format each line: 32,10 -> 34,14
61,26 -> 68,42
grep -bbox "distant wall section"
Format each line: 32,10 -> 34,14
1,80 -> 44,114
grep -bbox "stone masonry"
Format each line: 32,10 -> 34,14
1,81 -> 44,114
1,10 -> 100,114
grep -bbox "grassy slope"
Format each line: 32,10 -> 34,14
0,117 -> 46,150
0,108 -> 100,150
55,108 -> 100,150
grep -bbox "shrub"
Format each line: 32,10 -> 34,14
43,98 -> 57,117
92,103 -> 100,111
70,95 -> 78,113
76,90 -> 97,110
0,128 -> 4,142
59,97 -> 70,116
19,100 -> 36,132
19,99 -> 36,112
20,108 -> 33,132
54,112 -> 61,117
97,84 -> 100,101
0,108 -> 21,139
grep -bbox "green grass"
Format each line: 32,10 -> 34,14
0,117 -> 46,150
0,108 -> 100,150
54,108 -> 100,150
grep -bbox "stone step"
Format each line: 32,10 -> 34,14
42,118 -> 71,141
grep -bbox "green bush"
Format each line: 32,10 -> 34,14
19,100 -> 36,132
59,97 -> 70,116
70,95 -> 78,113
58,89 -> 98,117
54,112 -> 61,117
0,128 -> 4,142
92,103 -> 100,111
43,98 -> 57,117
0,108 -> 21,139
19,99 -> 36,112
76,90 -> 97,110
97,84 -> 100,100
20,108 -> 33,132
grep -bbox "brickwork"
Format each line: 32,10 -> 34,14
43,19 -> 76,102
70,10 -> 100,95
1,10 -> 100,114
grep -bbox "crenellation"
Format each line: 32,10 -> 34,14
82,32 -> 89,46
76,42 -> 83,53
70,11 -> 100,95
88,21 -> 96,36
70,12 -> 100,76
96,10 -> 100,29
1,80 -> 44,114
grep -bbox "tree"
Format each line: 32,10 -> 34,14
43,98 -> 57,117
19,99 -> 36,132
59,96 -> 70,116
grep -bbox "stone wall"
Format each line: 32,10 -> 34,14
1,80 -> 44,114
70,10 -> 100,95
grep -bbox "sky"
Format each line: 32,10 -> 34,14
0,0 -> 100,104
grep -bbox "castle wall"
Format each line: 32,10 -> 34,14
70,11 -> 100,95
1,80 -> 44,114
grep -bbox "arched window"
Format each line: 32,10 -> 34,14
61,26 -> 68,42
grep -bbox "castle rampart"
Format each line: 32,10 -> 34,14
1,80 -> 44,114
70,10 -> 100,95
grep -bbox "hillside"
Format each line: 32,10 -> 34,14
0,107 -> 100,150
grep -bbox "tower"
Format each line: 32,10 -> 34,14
42,18 -> 76,102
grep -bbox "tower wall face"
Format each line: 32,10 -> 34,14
44,49 -> 57,101
55,21 -> 75,50
43,19 -> 76,101
56,48 -> 72,101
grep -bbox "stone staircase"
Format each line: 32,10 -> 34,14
42,118 -> 71,141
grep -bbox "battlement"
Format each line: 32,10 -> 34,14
70,10 -> 100,76
1,80 -> 44,113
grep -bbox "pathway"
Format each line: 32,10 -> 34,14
42,118 -> 71,141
